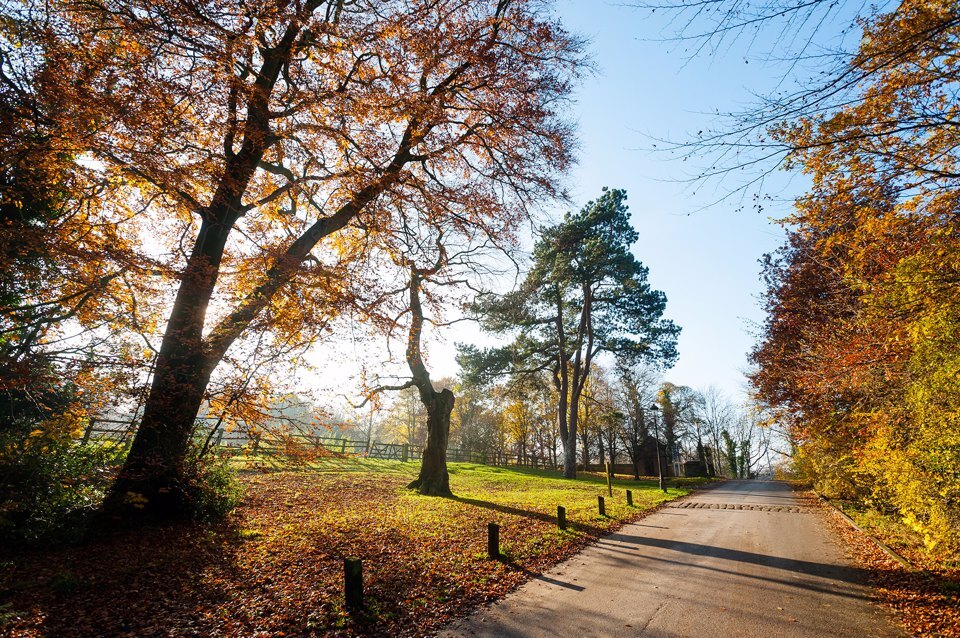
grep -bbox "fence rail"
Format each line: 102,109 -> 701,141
82,419 -> 560,470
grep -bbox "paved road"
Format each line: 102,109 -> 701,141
439,481 -> 904,638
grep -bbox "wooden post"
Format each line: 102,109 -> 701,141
557,505 -> 566,530
340,438 -> 347,455
606,461 -> 613,496
344,558 -> 363,611
598,495 -> 606,517
81,418 -> 95,445
487,522 -> 500,559
626,489 -> 633,506
402,443 -> 409,462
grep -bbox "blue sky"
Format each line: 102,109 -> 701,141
327,0 -> 841,407
551,1 -> 795,399
425,1 -> 801,400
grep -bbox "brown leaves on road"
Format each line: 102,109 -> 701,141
812,492 -> 960,638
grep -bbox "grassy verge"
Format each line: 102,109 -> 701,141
833,500 -> 958,572
1,460 -> 711,637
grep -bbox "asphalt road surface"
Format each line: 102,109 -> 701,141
438,480 -> 904,638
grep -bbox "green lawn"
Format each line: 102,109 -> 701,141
3,459 -> 713,637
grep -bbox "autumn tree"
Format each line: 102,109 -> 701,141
616,364 -> 660,479
501,381 -> 537,465
449,376 -> 499,458
465,188 -> 679,478
748,0 -> 960,552
5,0 -> 586,517
0,6 -> 168,435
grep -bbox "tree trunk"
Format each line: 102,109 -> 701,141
105,368 -> 210,518
104,216 -> 230,519
403,265 -> 455,495
562,435 -> 577,478
556,379 -> 578,478
407,388 -> 455,496
579,426 -> 589,468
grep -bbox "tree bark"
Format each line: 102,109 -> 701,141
562,437 -> 577,479
403,266 -> 455,496
103,216 -> 232,518
407,388 -> 454,496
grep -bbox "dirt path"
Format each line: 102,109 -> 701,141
438,480 -> 905,638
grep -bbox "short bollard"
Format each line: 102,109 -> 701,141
557,505 -> 567,530
344,557 -> 363,611
626,489 -> 633,506
598,495 -> 606,516
488,522 -> 500,559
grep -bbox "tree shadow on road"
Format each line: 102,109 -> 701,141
607,533 -> 869,582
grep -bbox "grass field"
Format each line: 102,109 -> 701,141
2,460 -> 711,637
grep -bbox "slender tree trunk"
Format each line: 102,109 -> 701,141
562,384 -> 580,479
697,435 -> 709,474
552,288 -> 579,479
403,266 -> 455,496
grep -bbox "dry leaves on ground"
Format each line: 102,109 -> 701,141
1,465 -> 690,637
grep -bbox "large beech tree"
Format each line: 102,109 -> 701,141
9,0 -> 584,518
465,188 -> 679,478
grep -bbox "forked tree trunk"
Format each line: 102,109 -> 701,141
402,265 -> 455,496
407,388 -> 455,496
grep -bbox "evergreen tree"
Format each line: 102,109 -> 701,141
464,188 -> 679,478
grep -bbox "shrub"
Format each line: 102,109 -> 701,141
0,434 -> 126,545
180,446 -> 245,522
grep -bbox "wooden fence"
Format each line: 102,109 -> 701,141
82,419 -> 558,469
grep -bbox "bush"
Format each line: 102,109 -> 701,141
181,447 -> 245,522
0,435 -> 126,545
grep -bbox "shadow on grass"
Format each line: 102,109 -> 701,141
450,495 -> 607,537
233,454 -> 418,476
